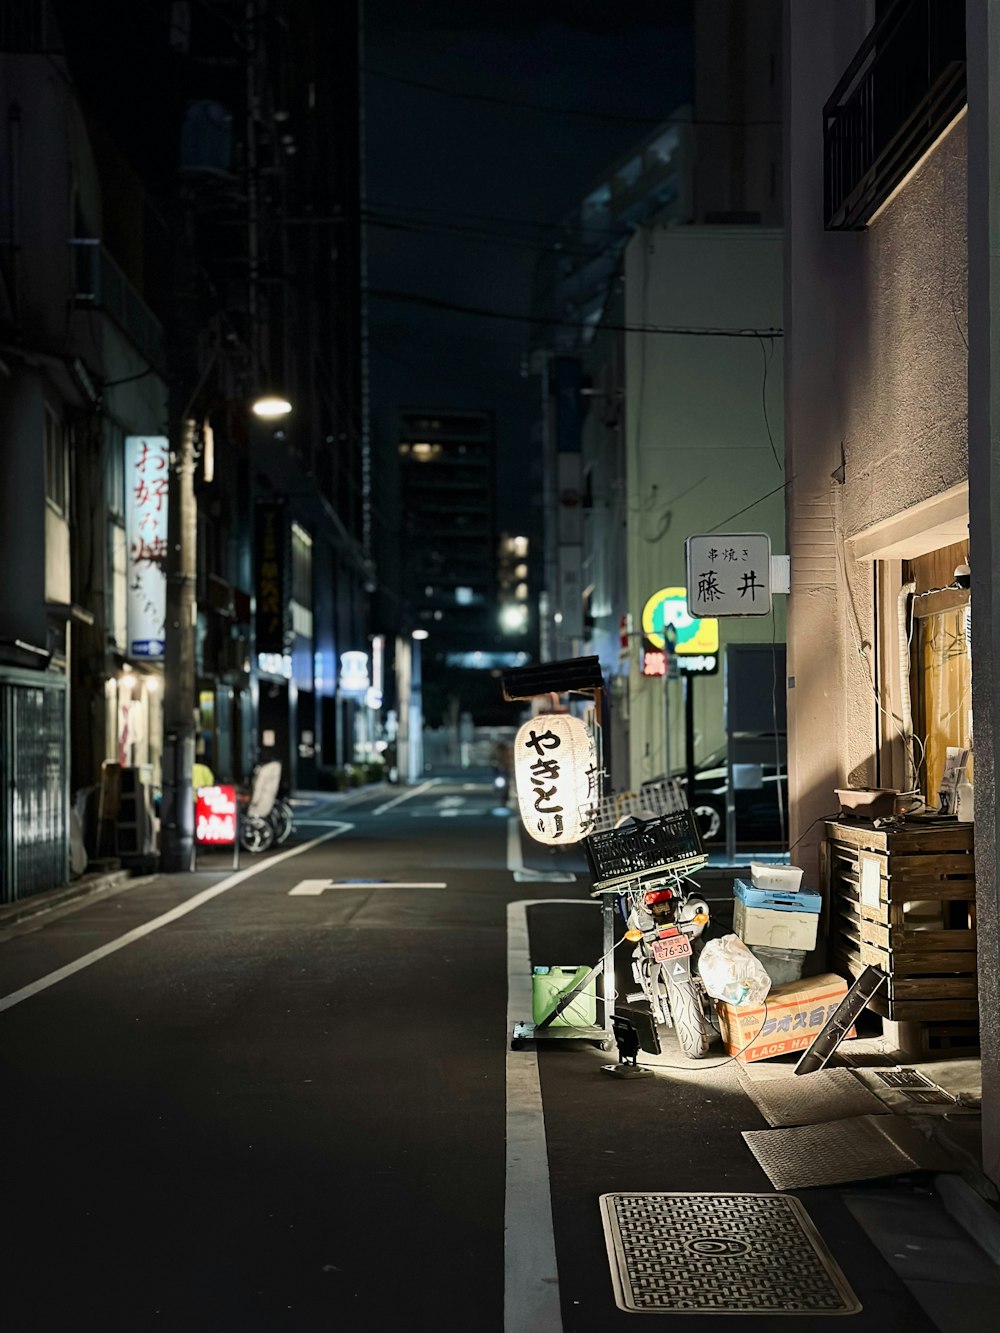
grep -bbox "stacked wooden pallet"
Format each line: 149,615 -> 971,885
826,820 -> 978,1047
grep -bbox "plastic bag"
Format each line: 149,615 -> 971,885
698,933 -> 772,1007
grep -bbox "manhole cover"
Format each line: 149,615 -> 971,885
600,1192 -> 861,1315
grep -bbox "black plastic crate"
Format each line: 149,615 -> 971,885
584,809 -> 705,888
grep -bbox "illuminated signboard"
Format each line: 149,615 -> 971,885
125,435 -> 170,658
642,648 -> 718,677
195,785 -> 237,845
339,650 -> 370,695
514,713 -> 598,846
640,587 -> 719,676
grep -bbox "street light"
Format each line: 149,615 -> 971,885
251,393 -> 292,419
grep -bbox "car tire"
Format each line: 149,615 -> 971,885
693,801 -> 723,843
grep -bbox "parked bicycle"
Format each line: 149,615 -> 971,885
238,762 -> 294,854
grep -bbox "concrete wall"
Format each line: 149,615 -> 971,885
623,225 -> 785,790
966,0 -> 1000,1194
784,1 -> 968,879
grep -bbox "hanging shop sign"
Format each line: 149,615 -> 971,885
195,785 -> 237,845
125,435 -> 170,658
640,586 -> 719,674
255,502 -> 287,655
514,713 -> 598,846
685,533 -> 772,617
367,635 -> 385,710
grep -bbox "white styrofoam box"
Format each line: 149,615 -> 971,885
750,862 -> 804,892
734,898 -> 819,951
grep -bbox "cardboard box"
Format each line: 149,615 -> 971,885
715,972 -> 854,1063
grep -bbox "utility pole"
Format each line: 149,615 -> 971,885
161,415 -> 198,871
160,188 -> 203,872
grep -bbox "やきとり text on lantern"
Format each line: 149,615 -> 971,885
514,714 -> 598,845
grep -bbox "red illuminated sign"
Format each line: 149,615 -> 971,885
195,785 -> 237,845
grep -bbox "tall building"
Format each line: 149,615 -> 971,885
0,0 -> 372,895
533,0 -> 784,794
396,407 -> 498,722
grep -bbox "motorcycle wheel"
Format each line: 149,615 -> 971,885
270,799 -> 293,845
239,815 -> 275,854
662,968 -> 711,1059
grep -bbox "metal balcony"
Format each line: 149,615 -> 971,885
824,0 -> 965,231
71,239 -> 167,376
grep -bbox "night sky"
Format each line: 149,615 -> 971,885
364,0 -> 693,528
52,0 -> 694,533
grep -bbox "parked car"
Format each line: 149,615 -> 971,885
659,746 -> 789,846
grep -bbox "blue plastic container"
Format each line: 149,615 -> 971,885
733,880 -> 821,914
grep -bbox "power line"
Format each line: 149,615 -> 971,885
364,67 -> 781,130
368,198 -> 604,235
369,286 -> 784,340
706,477 -> 794,534
364,212 -> 600,259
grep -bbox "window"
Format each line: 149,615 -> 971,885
45,409 -> 68,513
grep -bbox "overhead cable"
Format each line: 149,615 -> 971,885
365,67 -> 781,129
369,287 -> 783,340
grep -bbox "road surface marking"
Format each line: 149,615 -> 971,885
506,813 -> 576,883
506,898 -> 596,1332
371,778 -> 439,815
0,824 -> 353,1014
289,880 -> 447,894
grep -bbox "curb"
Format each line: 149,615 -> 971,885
0,867 -> 137,930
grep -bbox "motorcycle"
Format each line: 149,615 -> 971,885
623,874 -> 713,1059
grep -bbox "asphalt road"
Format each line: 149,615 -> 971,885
0,774 -> 974,1331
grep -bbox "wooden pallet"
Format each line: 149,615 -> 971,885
826,820 -> 979,1025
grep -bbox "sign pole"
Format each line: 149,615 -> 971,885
684,672 -> 697,803
662,663 -> 670,780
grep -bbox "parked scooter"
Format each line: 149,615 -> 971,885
623,875 -> 713,1059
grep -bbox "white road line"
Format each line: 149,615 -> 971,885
289,880 -> 447,894
505,898 -> 595,1332
371,778 -> 439,815
506,813 -> 576,883
0,823 -> 353,1014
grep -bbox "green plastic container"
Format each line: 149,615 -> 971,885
531,966 -> 597,1027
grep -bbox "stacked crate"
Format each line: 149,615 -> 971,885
826,820 -> 978,1053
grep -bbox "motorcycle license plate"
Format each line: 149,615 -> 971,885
651,934 -> 692,963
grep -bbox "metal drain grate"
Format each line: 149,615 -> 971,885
600,1192 -> 861,1315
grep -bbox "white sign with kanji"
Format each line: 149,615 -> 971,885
125,435 -> 170,657
685,532 -> 772,617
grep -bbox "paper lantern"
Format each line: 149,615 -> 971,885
514,714 -> 598,845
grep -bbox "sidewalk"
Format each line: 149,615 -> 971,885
0,785 -> 379,934
536,890 -> 1000,1329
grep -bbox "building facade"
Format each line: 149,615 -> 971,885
0,0 -> 371,896
785,0 -> 1000,1184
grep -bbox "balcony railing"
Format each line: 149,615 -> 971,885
824,0 -> 965,230
71,239 -> 166,376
